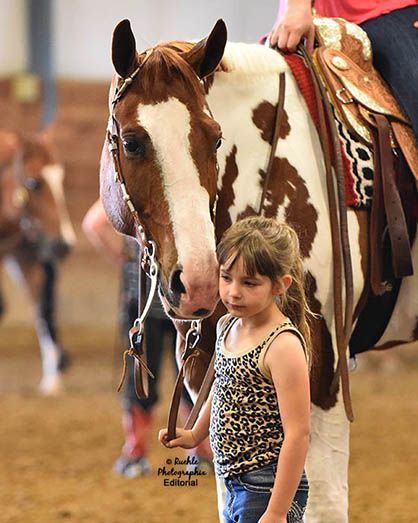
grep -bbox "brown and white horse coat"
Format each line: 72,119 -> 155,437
0,130 -> 76,395
101,20 -> 417,522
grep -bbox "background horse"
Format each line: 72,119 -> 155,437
100,19 -> 418,522
0,129 -> 76,395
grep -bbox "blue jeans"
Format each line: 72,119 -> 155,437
223,464 -> 309,523
360,5 -> 418,142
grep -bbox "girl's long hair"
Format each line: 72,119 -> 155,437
217,216 -> 314,365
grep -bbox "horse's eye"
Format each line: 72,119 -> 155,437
215,136 -> 223,151
122,136 -> 145,158
25,178 -> 42,191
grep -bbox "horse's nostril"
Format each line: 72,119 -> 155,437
170,269 -> 186,295
193,308 -> 210,317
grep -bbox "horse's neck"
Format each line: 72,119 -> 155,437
207,43 -> 311,221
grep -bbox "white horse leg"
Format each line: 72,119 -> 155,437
5,255 -> 65,395
36,316 -> 64,395
305,393 -> 350,523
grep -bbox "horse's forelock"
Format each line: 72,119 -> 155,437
139,45 -> 202,97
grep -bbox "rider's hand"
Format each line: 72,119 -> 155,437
270,1 -> 315,55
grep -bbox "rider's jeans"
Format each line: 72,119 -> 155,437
361,5 -> 418,142
223,463 -> 309,523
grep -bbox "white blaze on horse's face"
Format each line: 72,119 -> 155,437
137,98 -> 219,317
41,164 -> 76,247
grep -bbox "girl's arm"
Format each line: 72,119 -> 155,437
260,332 -> 310,523
158,393 -> 213,449
82,198 -> 125,267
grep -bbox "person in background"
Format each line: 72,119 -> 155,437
268,0 -> 418,142
160,216 -> 312,522
82,199 -> 212,477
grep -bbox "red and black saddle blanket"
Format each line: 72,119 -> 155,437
284,52 -> 374,210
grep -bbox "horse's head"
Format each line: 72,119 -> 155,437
0,131 -> 22,251
101,19 -> 228,319
1,130 -> 76,260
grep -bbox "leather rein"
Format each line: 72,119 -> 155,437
298,44 -> 354,421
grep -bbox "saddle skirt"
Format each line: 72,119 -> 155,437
283,14 -> 416,291
313,14 -> 418,182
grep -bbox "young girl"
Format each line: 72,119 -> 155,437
159,216 -> 312,523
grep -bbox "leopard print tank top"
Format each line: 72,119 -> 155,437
210,314 -> 305,478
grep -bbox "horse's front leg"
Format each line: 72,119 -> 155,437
306,396 -> 350,523
304,319 -> 350,523
302,315 -> 351,523
5,251 -> 69,395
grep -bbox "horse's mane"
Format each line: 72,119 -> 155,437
142,40 -> 287,85
221,42 -> 288,76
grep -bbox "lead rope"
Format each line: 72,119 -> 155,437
167,320 -> 202,441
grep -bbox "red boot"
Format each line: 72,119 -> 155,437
113,405 -> 153,477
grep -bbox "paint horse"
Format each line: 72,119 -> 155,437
0,129 -> 76,395
100,19 -> 418,522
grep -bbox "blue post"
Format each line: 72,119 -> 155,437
26,0 -> 56,129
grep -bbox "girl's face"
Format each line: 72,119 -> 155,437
219,255 -> 280,320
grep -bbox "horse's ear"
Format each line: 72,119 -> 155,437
112,19 -> 138,78
182,19 -> 227,79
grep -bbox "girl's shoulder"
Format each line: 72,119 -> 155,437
216,313 -> 237,339
259,323 -> 307,379
274,322 -> 306,351
268,324 -> 307,363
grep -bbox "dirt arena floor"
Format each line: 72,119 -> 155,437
1,80 -> 418,522
1,280 -> 418,523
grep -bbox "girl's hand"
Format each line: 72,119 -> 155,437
158,428 -> 197,449
258,511 -> 286,523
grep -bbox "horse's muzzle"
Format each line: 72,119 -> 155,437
159,266 -> 219,320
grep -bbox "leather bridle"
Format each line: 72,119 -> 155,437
108,52 -> 161,398
107,53 -> 155,273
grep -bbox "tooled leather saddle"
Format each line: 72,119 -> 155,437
312,14 -> 416,295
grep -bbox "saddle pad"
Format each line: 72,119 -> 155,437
284,52 -> 371,209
